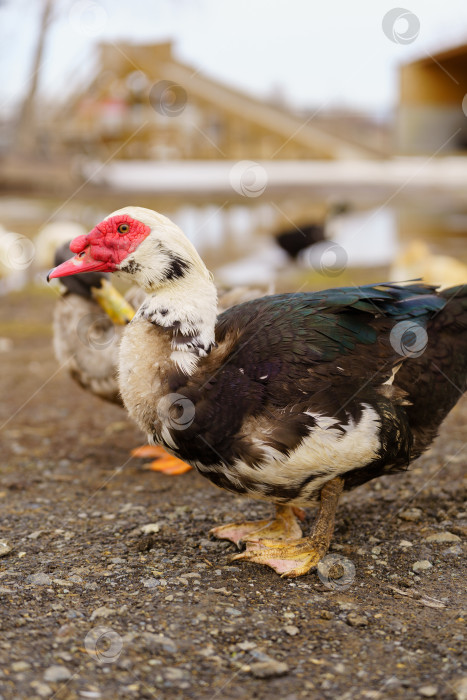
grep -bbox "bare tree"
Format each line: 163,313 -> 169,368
15,0 -> 54,155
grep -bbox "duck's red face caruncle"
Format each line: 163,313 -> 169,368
48,214 -> 150,280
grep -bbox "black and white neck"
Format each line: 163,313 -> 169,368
112,207 -> 218,375
137,276 -> 217,374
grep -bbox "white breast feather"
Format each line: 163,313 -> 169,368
225,404 -> 382,504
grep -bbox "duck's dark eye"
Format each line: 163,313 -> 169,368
78,251 -> 86,258
118,223 -> 129,234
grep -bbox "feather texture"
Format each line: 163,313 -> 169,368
119,282 -> 467,505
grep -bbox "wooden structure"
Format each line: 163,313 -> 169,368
397,43 -> 467,154
52,41 -> 382,161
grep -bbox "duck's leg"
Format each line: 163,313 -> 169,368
231,477 -> 344,578
209,505 -> 305,547
131,445 -> 192,475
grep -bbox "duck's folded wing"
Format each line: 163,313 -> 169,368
166,283 -> 444,466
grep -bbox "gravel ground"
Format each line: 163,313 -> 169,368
0,290 -> 466,700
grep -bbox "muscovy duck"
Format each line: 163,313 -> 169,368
52,242 -> 269,474
48,207 -> 467,578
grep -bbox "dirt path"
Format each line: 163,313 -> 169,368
0,291 -> 466,700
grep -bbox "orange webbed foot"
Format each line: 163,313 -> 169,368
131,445 -> 192,475
146,456 -> 192,475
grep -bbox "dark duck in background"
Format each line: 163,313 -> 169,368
48,207 -> 467,577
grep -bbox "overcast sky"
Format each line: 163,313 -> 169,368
2,0 -> 467,117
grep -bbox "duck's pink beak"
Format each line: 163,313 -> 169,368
47,231 -> 116,282
47,248 -> 110,281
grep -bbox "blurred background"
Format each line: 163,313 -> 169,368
1,0 -> 467,300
